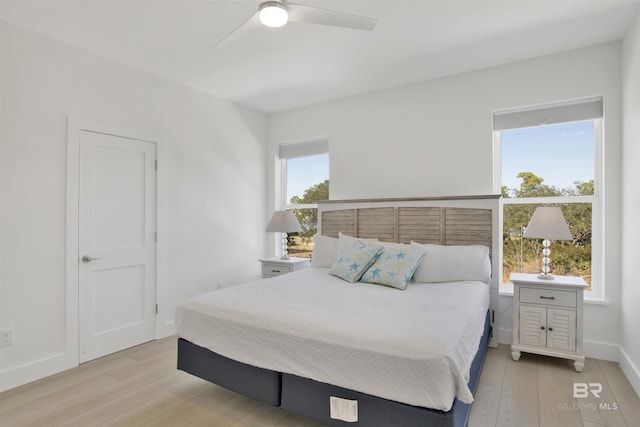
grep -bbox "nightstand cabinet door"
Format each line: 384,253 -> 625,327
547,308 -> 576,352
519,305 -> 547,347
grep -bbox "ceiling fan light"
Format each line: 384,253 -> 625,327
259,2 -> 288,28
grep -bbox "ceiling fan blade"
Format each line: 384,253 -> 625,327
212,10 -> 260,50
287,3 -> 377,31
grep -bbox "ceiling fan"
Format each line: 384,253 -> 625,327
213,0 -> 377,49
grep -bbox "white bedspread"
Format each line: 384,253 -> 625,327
175,267 -> 489,411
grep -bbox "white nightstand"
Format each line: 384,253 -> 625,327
259,257 -> 310,279
510,272 -> 588,372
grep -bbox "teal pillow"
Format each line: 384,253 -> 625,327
329,240 -> 383,283
360,246 -> 426,290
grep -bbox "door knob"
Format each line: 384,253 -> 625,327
82,255 -> 103,263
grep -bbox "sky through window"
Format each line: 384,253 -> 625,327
286,154 -> 329,202
501,121 -> 594,192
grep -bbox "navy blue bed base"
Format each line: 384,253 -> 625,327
177,311 -> 491,427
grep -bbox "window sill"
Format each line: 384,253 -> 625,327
583,297 -> 609,306
499,283 -> 608,305
499,283 -> 514,297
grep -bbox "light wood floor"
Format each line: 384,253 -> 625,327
1,338 -> 638,426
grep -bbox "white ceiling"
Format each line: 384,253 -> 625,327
1,0 -> 639,113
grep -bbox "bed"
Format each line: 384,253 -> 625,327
176,195 -> 500,427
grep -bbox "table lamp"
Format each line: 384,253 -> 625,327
266,211 -> 302,260
523,207 -> 572,280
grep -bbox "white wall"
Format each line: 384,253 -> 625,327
621,13 -> 640,395
268,42 -> 623,360
0,21 -> 267,390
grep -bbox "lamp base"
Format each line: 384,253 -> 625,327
281,232 -> 289,261
537,238 -> 554,280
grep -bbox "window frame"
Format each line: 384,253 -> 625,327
493,107 -> 603,301
276,138 -> 329,258
279,138 -> 329,211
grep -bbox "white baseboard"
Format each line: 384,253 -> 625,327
1,324 -> 176,393
619,346 -> 640,397
158,320 -> 175,339
584,340 -> 620,362
0,352 -> 76,393
498,327 -> 512,346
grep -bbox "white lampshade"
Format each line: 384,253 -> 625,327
259,2 -> 288,28
266,211 -> 301,233
523,207 -> 572,241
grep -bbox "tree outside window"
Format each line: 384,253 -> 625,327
288,180 -> 329,258
282,148 -> 329,258
502,173 -> 593,287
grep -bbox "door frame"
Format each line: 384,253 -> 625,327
66,116 -> 168,366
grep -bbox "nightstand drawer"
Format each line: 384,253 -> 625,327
262,263 -> 291,277
520,287 -> 576,308
259,257 -> 310,279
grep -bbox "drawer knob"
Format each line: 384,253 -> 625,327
540,295 -> 555,300
271,269 -> 280,273
548,327 -> 554,331
540,326 -> 545,330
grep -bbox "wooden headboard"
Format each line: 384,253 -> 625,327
318,195 -> 501,347
321,206 -> 491,253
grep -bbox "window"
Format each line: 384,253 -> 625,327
279,139 -> 329,258
494,98 -> 602,298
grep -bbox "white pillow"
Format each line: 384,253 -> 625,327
338,232 -> 378,257
310,234 -> 339,268
410,242 -> 491,283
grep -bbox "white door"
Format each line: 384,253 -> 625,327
78,130 -> 157,363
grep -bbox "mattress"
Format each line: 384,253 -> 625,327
175,267 -> 489,411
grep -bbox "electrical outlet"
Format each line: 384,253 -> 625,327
0,328 -> 14,346
0,328 -> 14,347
